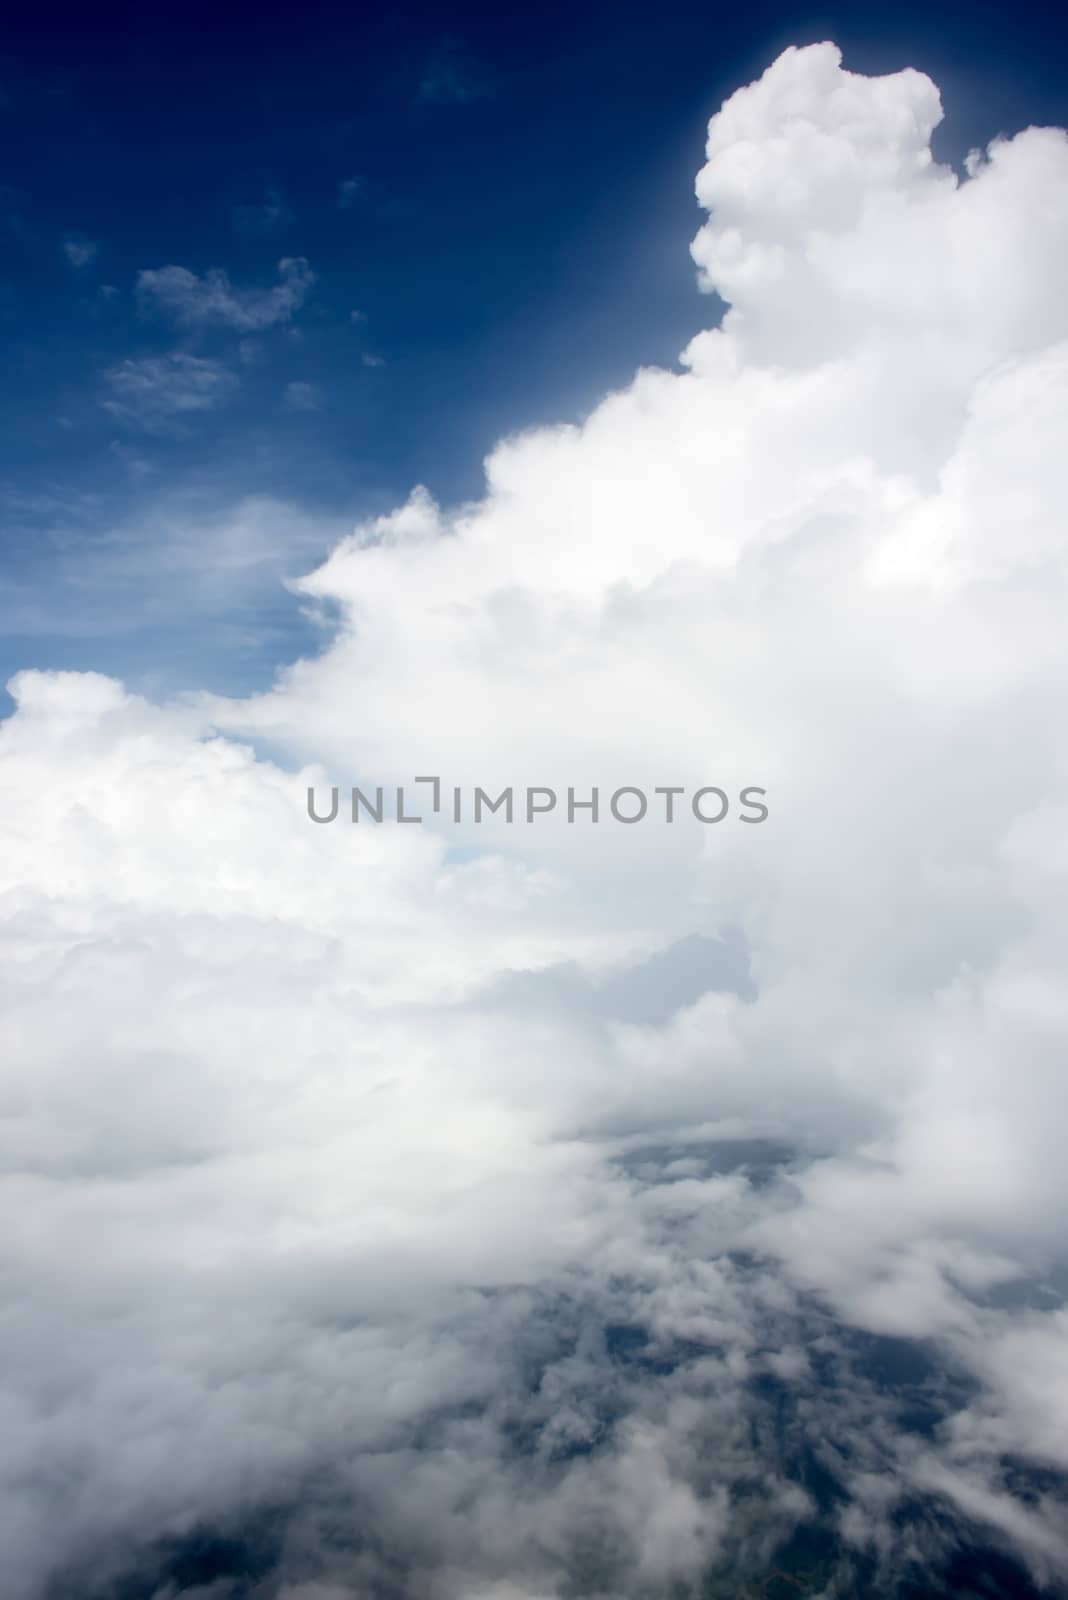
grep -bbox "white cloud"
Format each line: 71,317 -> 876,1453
101,351 -> 239,431
136,255 -> 315,331
284,379 -> 323,412
4,40 -> 1068,1600
0,493 -> 348,660
62,235 -> 97,268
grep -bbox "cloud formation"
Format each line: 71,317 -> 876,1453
418,35 -> 495,105
62,235 -> 97,268
136,256 -> 315,331
4,41 -> 1068,1600
101,351 -> 239,431
284,379 -> 324,413
232,187 -> 294,234
337,176 -> 368,210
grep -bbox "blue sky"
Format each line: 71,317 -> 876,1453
2,0 -> 1067,695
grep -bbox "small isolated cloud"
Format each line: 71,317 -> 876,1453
101,352 -> 238,432
284,379 -> 323,412
361,351 -> 385,368
418,35 -> 494,105
349,308 -> 368,325
136,256 -> 314,331
232,185 -> 293,233
337,175 -> 368,210
107,440 -> 154,480
62,235 -> 97,268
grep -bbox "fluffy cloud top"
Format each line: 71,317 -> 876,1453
4,41 -> 1068,1600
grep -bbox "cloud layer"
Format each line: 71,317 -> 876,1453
3,41 -> 1068,1600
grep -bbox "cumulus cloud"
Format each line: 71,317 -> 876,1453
137,256 -> 315,331
4,40 -> 1068,1600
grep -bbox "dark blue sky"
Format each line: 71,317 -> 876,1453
2,0 -> 1066,693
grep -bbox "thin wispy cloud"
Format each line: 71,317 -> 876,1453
101,351 -> 239,431
418,35 -> 495,104
136,255 -> 315,331
62,235 -> 96,268
284,378 -> 323,411
231,185 -> 293,233
337,175 -> 368,209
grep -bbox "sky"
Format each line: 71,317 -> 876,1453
2,0 -> 1067,693
3,5 -> 1068,1600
